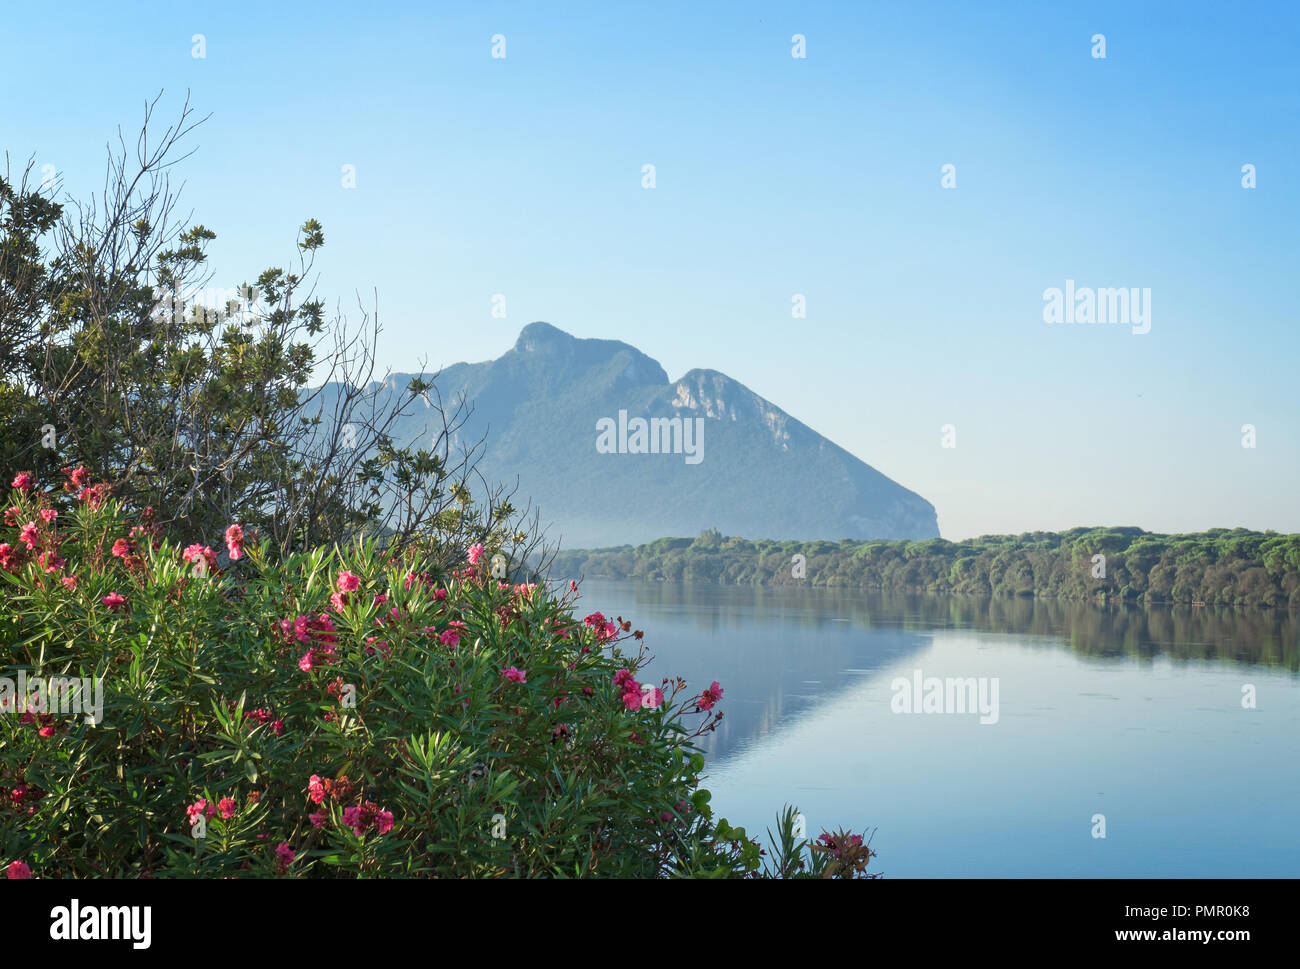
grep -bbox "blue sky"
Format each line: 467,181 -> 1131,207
3,1 -> 1297,539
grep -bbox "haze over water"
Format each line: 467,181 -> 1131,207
576,579 -> 1300,877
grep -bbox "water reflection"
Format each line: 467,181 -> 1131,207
577,581 -> 1299,762
574,580 -> 1300,875
580,581 -> 1300,668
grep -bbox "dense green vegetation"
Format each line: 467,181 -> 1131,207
553,526 -> 1300,609
1,473 -> 878,878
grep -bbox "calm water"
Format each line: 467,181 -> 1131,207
577,579 -> 1300,877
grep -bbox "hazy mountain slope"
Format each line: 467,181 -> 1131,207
320,322 -> 939,547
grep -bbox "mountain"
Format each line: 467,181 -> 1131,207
330,322 -> 939,548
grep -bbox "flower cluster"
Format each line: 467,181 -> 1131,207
584,611 -> 618,642
327,569 -> 362,610
182,544 -> 218,573
225,524 -> 244,561
341,801 -> 395,838
275,842 -> 295,875
501,666 -> 527,684
186,799 -> 219,826
307,774 -> 355,805
698,681 -> 724,711
614,669 -> 664,711
244,708 -> 285,736
279,614 -> 340,672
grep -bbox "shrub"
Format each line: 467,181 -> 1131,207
0,469 -> 875,878
0,99 -> 543,569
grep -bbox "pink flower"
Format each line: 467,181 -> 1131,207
224,524 -> 244,561
308,811 -> 327,828
816,832 -> 864,860
622,689 -> 644,712
10,472 -> 33,493
101,592 -> 126,612
78,483 -> 111,509
111,538 -> 132,558
186,799 -> 217,825
307,775 -> 326,805
6,860 -> 31,879
39,509 -> 56,524
439,629 -> 460,647
284,615 -> 338,672
274,842 -> 295,875
698,681 -> 724,711
62,465 -> 89,488
467,543 -> 485,565
128,524 -> 157,549
181,544 -> 217,571
341,800 -> 393,837
61,575 -> 78,590
501,666 -> 527,684
613,669 -> 636,689
584,611 -> 606,628
18,522 -> 39,549
336,570 -> 360,593
641,687 -> 664,710
217,797 -> 237,819
569,579 -> 578,592
313,614 -> 338,640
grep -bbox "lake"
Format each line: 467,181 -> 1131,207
576,579 -> 1300,877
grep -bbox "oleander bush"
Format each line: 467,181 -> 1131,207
0,468 -> 875,878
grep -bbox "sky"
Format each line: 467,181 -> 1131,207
3,0 -> 1298,540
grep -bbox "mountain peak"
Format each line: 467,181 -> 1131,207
509,322 -> 670,388
325,324 -> 939,546
514,321 -> 573,352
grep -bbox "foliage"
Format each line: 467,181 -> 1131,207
554,527 -> 1300,609
0,95 -> 541,569
0,471 -> 874,878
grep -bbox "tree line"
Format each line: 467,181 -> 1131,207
553,525 -> 1300,609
